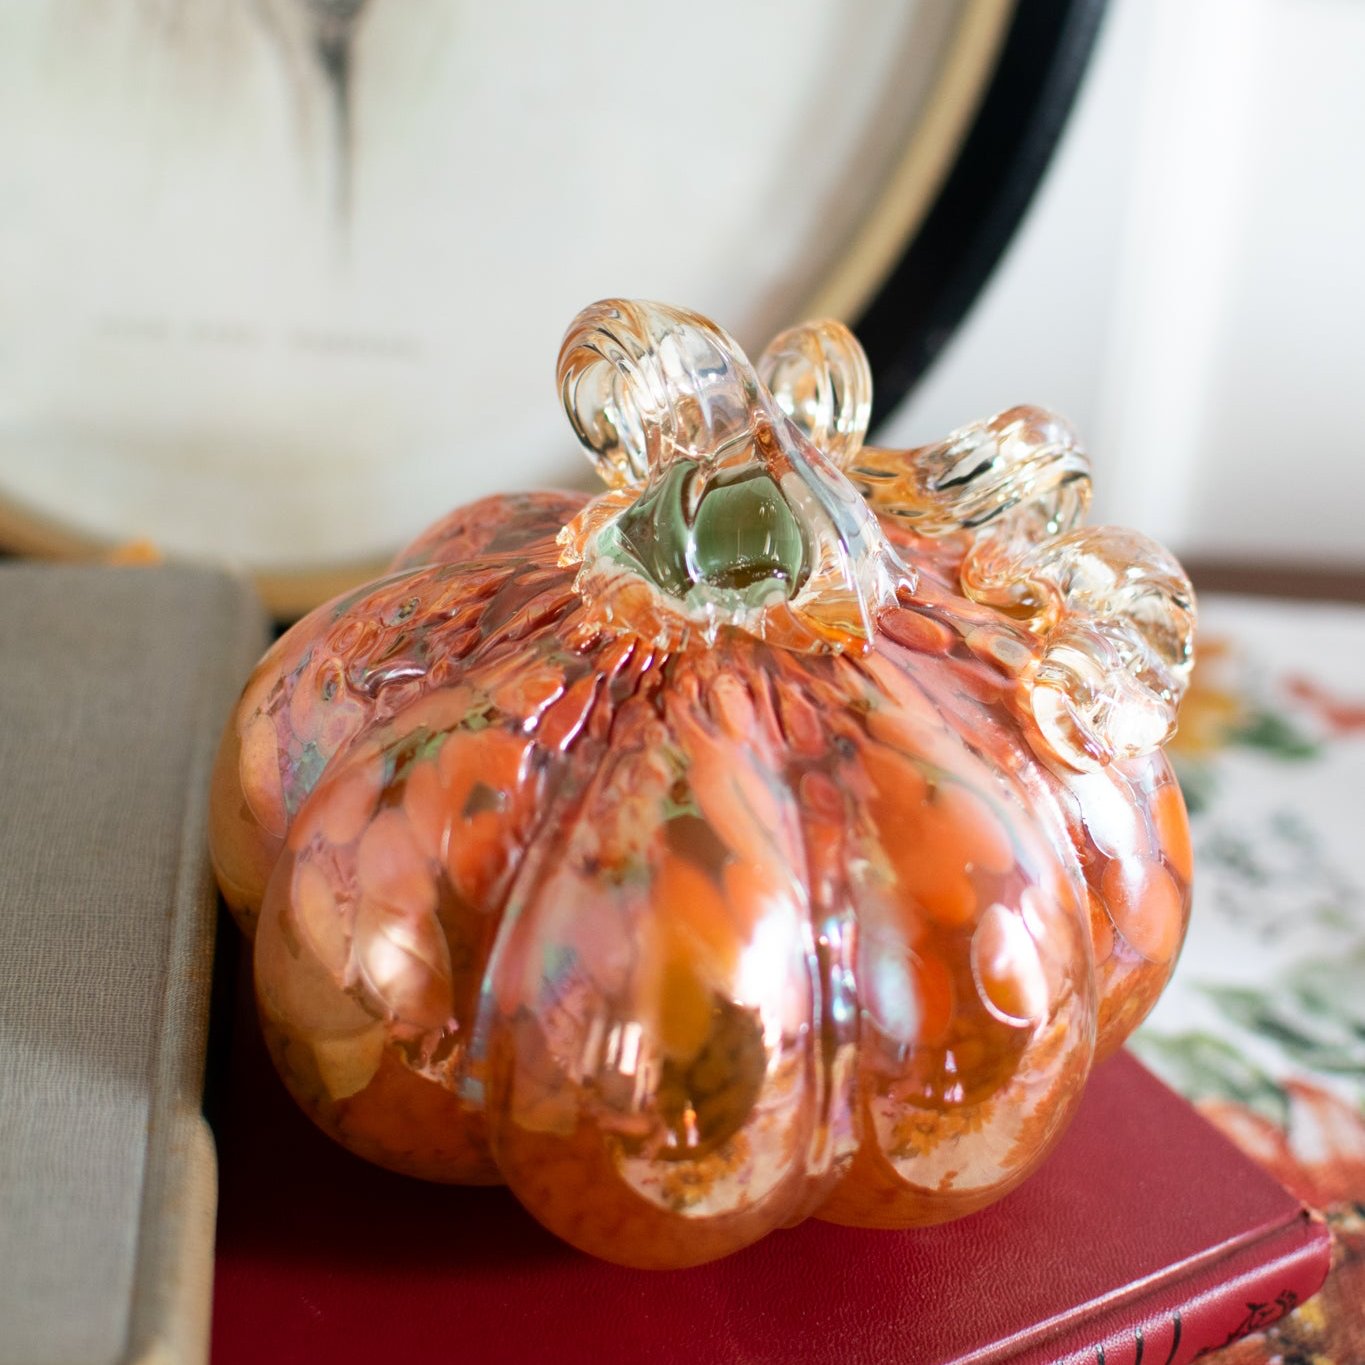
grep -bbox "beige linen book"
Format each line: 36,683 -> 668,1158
0,564 -> 268,1365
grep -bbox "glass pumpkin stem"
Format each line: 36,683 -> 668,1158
555,300 -> 1194,770
556,300 -> 899,654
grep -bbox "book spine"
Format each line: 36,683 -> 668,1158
1038,1212 -> 1332,1365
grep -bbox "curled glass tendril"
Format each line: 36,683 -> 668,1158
556,300 -> 1195,771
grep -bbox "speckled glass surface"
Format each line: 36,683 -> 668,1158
210,300 -> 1196,1268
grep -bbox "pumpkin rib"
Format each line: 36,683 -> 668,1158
214,491 -> 595,937
467,621 -> 670,1024
252,586 -> 646,1183
370,610 -> 655,1005
758,654 -> 867,1223
662,646 -> 826,1200
799,630 -> 1098,1228
738,654 -> 860,1212
478,640 -> 838,1267
1077,755 -> 1192,1057
865,583 -> 1191,1064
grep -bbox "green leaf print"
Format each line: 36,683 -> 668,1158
1195,951 -> 1365,1081
1131,1031 -> 1288,1125
1230,708 -> 1320,761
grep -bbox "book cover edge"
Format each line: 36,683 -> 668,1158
120,570 -> 269,1365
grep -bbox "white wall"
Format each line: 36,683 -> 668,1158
881,0 -> 1365,567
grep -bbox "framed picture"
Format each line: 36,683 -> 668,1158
0,0 -> 1103,614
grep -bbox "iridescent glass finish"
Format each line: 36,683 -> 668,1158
210,300 -> 1196,1268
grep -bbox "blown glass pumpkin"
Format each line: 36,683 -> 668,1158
209,300 -> 1196,1269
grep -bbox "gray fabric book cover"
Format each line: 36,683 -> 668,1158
0,564 -> 268,1365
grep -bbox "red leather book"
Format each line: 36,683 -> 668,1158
211,967 -> 1330,1365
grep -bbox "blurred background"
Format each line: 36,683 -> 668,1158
2,5 -> 1363,1358
888,0 -> 1365,576
3,0 -> 1360,613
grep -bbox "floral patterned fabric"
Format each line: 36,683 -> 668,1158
1133,595 -> 1365,1363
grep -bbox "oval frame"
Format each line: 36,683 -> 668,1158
0,0 -> 1107,617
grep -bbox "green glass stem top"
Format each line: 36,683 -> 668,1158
614,460 -> 809,604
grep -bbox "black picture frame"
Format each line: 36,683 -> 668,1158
858,0 -> 1109,428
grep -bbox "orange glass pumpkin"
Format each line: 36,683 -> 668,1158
210,300 -> 1196,1268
